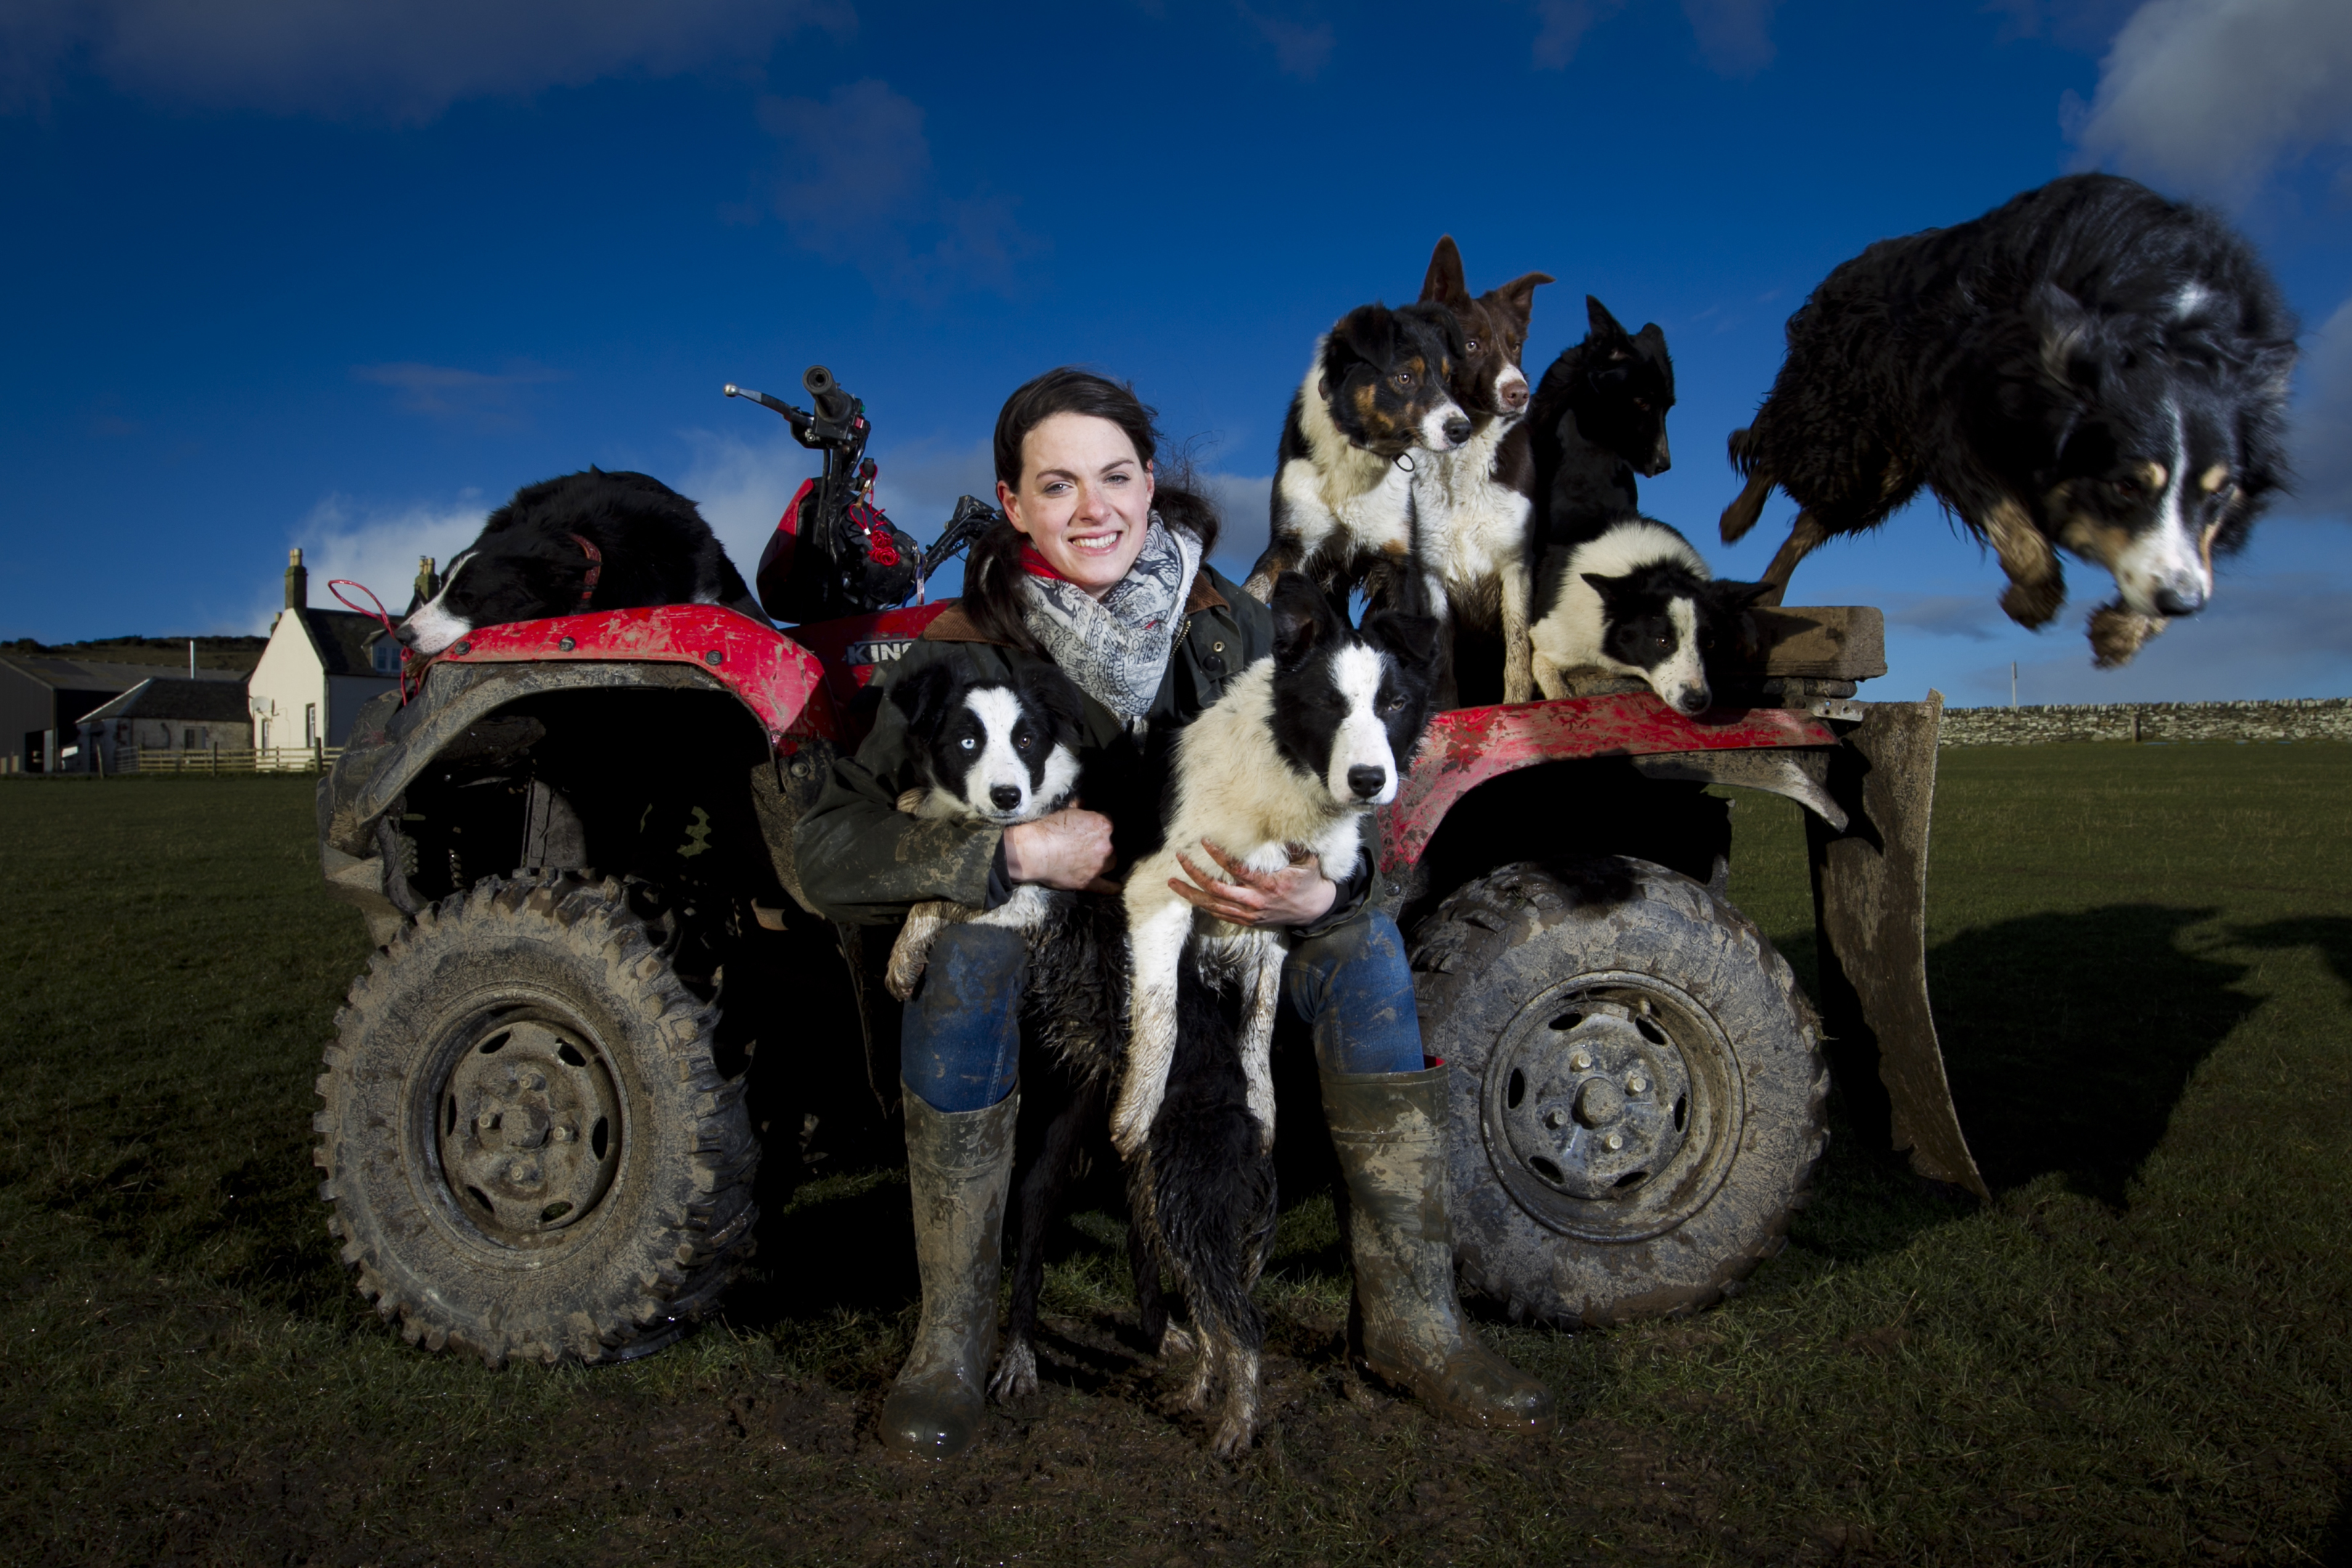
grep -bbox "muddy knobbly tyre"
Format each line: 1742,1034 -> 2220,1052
1410,858 -> 1826,1326
314,872 -> 757,1365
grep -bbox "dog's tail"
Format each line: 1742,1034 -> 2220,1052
1128,960 -> 1278,1361
1720,429 -> 1775,544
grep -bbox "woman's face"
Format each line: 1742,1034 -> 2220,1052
999,412 -> 1156,599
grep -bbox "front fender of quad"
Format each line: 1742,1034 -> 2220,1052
317,605 -> 843,943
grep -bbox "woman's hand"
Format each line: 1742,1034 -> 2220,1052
1169,839 -> 1338,929
1003,805 -> 1119,893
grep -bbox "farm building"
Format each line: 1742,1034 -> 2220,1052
0,650 -> 245,773
74,677 -> 255,772
248,549 -> 402,751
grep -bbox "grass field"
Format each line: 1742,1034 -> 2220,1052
2,748 -> 2348,1567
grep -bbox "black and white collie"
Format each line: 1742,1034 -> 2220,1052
1242,301 -> 1470,607
396,469 -> 761,656
1528,518 -> 1763,714
881,659 -> 1087,1002
1115,571 -> 1440,1453
1720,173 -> 2297,667
1528,297 -> 1677,550
1405,236 -> 1553,705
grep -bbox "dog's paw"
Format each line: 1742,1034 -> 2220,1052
2087,602 -> 2167,669
882,947 -> 926,1003
989,1337 -> 1039,1402
1156,1322 -> 1197,1360
1998,573 -> 2066,629
1209,1410 -> 1259,1459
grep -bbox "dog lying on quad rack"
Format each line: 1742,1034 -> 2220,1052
397,468 -> 763,655
1720,172 -> 2297,667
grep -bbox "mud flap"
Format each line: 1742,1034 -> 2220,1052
1804,691 -> 1988,1199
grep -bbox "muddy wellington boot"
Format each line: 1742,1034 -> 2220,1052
1321,1066 -> 1557,1433
878,1085 -> 1018,1456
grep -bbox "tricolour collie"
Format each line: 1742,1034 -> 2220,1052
397,468 -> 760,655
1528,518 -> 1764,715
1243,302 -> 1470,607
1404,236 -> 1552,705
1114,571 -> 1440,1451
1720,173 -> 2296,666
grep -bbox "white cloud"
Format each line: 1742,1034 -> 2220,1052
1530,0 -> 1629,68
754,79 -> 1045,301
351,361 -> 565,427
1197,471 -> 1273,584
2067,0 -> 2352,203
2290,293 -> 2352,517
2,0 -> 850,121
1681,0 -> 1780,76
254,491 -> 492,632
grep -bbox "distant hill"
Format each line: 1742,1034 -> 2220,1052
0,635 -> 268,674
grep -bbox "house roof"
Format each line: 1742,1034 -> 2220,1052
0,651 -> 248,693
77,677 -> 253,726
285,608 -> 396,679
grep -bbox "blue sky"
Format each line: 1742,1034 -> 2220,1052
3,0 -> 2348,706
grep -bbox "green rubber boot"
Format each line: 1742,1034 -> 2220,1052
1322,1066 -> 1557,1434
878,1084 -> 1018,1456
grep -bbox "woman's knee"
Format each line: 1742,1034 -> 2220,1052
901,922 -> 1029,1111
1285,912 -> 1424,1076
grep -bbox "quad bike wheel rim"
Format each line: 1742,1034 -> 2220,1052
412,988 -> 627,1253
1479,969 -> 1746,1244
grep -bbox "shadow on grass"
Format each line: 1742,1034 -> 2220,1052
2234,915 -> 2352,995
1930,903 -> 2254,1204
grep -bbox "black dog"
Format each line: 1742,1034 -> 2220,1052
1528,297 -> 1676,551
397,469 -> 761,654
1720,173 -> 2297,666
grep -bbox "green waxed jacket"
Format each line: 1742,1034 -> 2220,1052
793,565 -> 1376,930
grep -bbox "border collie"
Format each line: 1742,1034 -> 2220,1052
1403,236 -> 1553,704
1114,571 -> 1440,1450
1719,173 -> 2296,667
1528,518 -> 1763,714
1242,302 -> 1470,607
1528,297 -> 1676,550
880,659 -> 1087,1003
396,469 -> 761,656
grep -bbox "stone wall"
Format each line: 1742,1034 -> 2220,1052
1939,697 -> 2352,746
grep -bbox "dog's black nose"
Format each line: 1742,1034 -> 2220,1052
989,784 -> 1023,812
1347,764 -> 1387,799
2154,584 -> 2205,616
1441,415 -> 1471,444
393,624 -> 417,648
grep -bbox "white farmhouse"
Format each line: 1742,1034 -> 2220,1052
247,549 -> 401,751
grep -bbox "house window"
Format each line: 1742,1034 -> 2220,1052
183,727 -> 196,749
372,638 -> 401,674
260,719 -> 271,750
304,703 -> 318,747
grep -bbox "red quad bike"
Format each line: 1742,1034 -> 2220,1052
311,366 -> 1985,1368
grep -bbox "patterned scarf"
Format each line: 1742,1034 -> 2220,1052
1018,514 -> 1202,723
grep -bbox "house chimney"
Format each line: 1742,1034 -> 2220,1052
413,555 -> 438,609
285,547 -> 308,611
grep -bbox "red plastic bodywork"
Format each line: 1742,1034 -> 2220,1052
422,605 -> 1839,862
425,605 -> 837,750
1379,696 -> 1839,873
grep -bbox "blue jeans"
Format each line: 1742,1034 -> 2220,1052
902,911 -> 1425,1112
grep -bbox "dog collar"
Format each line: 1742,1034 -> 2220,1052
569,532 -> 603,611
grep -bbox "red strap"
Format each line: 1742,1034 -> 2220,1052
1018,544 -> 1068,581
569,533 -> 603,611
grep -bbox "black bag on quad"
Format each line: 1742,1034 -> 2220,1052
311,364 -> 1983,1365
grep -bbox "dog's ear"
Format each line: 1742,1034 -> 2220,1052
888,659 -> 959,739
1419,236 -> 1471,311
1270,571 -> 1342,667
1633,321 -> 1671,369
1327,304 -> 1395,378
1365,608 -> 1442,676
1019,663 -> 1088,743
2030,281 -> 2102,393
1495,271 -> 1554,324
1580,570 -> 1637,609
1585,296 -> 1633,358
1708,578 -> 1774,613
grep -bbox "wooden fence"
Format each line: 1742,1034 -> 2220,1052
125,744 -> 343,775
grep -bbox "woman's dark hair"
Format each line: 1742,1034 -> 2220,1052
962,367 -> 1221,651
